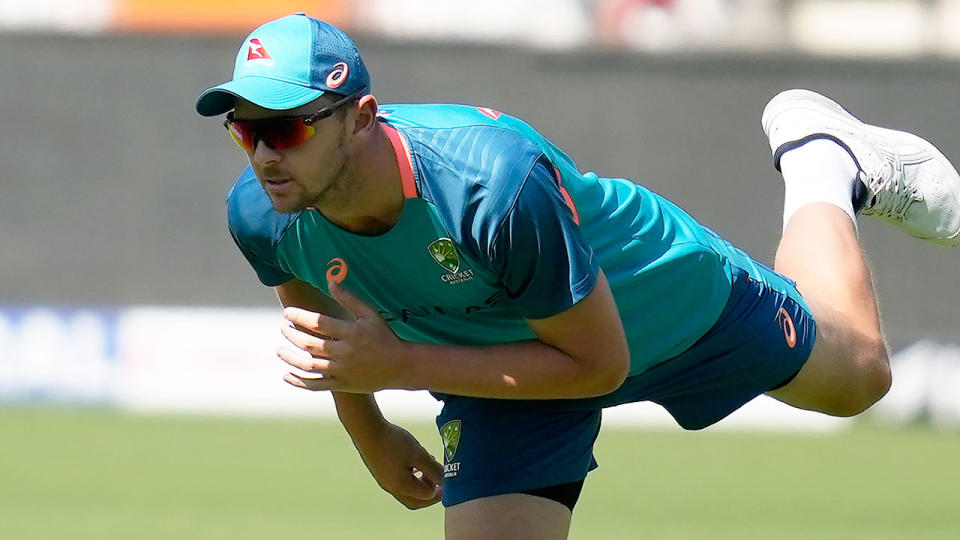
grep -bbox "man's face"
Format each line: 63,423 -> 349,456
232,97 -> 351,214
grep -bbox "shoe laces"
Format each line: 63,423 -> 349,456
859,158 -> 922,220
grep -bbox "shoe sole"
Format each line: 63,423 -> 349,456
762,89 -> 960,246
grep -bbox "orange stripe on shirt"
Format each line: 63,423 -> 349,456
554,167 -> 580,224
382,123 -> 419,199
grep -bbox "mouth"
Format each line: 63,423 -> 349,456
262,177 -> 294,192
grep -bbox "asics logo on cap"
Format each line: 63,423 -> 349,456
326,62 -> 349,89
246,38 -> 274,66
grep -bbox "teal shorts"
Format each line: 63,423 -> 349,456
434,265 -> 816,507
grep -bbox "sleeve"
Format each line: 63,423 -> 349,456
488,157 -> 599,319
228,228 -> 295,287
225,171 -> 296,287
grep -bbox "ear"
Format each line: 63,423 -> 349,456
352,94 -> 379,137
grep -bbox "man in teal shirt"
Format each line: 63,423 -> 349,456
197,14 -> 959,539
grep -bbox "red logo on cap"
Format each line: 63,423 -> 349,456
247,38 -> 272,61
327,62 -> 349,89
477,107 -> 502,120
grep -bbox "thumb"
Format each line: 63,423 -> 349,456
404,469 -> 437,501
411,454 -> 443,496
406,467 -> 441,500
328,280 -> 374,319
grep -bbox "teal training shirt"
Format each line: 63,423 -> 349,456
227,104 -> 765,376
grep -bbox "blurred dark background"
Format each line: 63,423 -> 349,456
1,32 -> 958,348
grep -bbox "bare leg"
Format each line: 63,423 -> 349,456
753,87 -> 960,416
445,494 -> 572,540
766,203 -> 891,415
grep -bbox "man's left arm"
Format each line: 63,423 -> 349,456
280,269 -> 629,399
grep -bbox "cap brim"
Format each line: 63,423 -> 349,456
195,76 -> 326,117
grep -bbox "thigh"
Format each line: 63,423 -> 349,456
765,293 -> 890,415
592,264 -> 817,429
445,494 -> 571,540
435,395 -> 600,508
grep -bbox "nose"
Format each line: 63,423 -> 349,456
251,139 -> 281,166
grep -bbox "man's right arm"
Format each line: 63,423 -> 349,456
275,278 -> 442,509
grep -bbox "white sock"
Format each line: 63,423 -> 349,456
779,138 -> 860,232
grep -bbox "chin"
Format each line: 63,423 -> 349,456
268,196 -> 307,215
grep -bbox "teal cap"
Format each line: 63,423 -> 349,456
195,13 -> 370,116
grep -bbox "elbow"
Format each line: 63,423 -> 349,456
587,351 -> 630,396
607,355 -> 631,392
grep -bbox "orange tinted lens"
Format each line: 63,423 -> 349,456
227,118 -> 316,151
227,122 -> 252,151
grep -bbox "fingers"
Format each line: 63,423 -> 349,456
394,492 -> 441,510
327,280 -> 377,319
403,466 -> 440,500
277,341 -> 331,373
401,482 -> 437,505
413,472 -> 442,504
283,372 -> 336,392
412,452 -> 444,488
403,449 -> 443,506
280,323 -> 341,360
395,469 -> 442,509
283,307 -> 351,338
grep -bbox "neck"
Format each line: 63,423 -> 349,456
314,122 -> 405,235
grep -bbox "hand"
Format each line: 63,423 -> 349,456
356,423 -> 443,510
278,280 -> 407,393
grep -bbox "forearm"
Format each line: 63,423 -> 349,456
332,391 -> 390,448
331,391 -> 442,509
396,339 -> 625,400
278,272 -> 629,400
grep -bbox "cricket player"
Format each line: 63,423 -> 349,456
196,14 -> 960,540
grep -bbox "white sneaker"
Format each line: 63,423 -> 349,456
762,89 -> 960,247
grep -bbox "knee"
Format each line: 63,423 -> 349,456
861,337 -> 892,402
836,337 -> 892,416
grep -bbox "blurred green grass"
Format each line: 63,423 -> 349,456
0,408 -> 957,539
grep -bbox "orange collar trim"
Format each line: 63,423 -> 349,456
382,123 -> 418,199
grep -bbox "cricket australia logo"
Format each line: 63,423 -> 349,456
440,420 -> 462,478
428,238 -> 474,285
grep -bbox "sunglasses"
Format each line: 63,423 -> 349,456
223,87 -> 366,152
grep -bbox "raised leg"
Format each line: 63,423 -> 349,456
760,89 -> 960,415
766,201 -> 890,415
